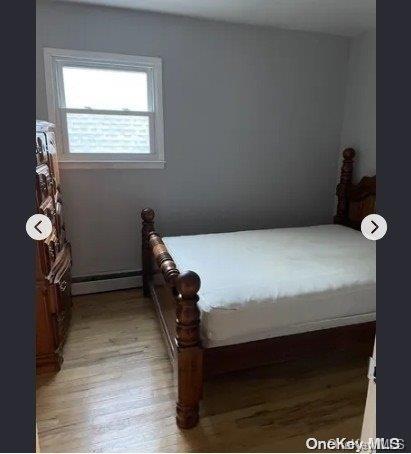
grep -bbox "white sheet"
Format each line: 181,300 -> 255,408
163,225 -> 376,347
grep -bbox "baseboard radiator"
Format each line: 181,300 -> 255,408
71,270 -> 142,295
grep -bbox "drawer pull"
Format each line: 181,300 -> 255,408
59,281 -> 68,292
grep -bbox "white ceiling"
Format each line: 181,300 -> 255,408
58,0 -> 376,37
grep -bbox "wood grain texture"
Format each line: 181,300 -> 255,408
334,149 -> 376,230
204,322 -> 375,378
347,176 -> 376,230
141,208 -> 155,296
37,289 -> 369,453
334,148 -> 356,225
175,271 -> 203,429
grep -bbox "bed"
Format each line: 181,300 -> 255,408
140,148 -> 376,429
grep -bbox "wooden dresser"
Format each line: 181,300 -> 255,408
36,121 -> 72,373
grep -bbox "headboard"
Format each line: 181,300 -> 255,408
334,148 -> 376,231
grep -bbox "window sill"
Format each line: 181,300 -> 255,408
59,160 -> 165,170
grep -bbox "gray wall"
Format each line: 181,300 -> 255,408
36,0 -> 349,277
340,30 -> 376,180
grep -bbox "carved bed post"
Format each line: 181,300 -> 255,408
334,148 -> 355,225
141,210 -> 203,429
141,208 -> 155,296
148,231 -> 180,285
175,271 -> 203,429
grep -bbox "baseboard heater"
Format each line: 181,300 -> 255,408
71,270 -> 142,295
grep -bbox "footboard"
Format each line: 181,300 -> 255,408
141,208 -> 203,429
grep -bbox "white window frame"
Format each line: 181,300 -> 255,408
44,48 -> 165,169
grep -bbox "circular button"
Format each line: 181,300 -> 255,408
26,214 -> 53,241
361,214 -> 387,241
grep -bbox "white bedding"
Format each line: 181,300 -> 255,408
163,225 -> 376,348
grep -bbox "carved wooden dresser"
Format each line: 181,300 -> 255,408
36,120 -> 72,373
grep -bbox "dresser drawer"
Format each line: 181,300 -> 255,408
46,246 -> 71,314
47,242 -> 72,287
36,283 -> 58,355
39,194 -> 57,225
44,231 -> 61,266
53,258 -> 72,345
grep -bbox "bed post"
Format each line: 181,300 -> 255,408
175,271 -> 203,429
334,148 -> 355,225
141,208 -> 155,296
141,210 -> 203,428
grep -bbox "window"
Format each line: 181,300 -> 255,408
44,48 -> 164,169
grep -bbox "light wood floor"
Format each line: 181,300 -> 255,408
37,289 -> 369,453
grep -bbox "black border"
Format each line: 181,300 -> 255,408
1,1 -> 36,452
377,0 -> 411,447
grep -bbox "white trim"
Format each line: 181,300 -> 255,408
44,47 -> 162,66
43,47 -> 165,169
72,275 -> 142,295
60,160 -> 165,169
62,108 -> 153,116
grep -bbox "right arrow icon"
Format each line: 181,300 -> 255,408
361,214 -> 387,241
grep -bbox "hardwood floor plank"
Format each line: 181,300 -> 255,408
37,289 -> 368,452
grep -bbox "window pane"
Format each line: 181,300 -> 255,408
62,67 -> 148,111
66,113 -> 150,154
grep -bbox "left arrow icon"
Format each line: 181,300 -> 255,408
34,220 -> 42,234
26,214 -> 52,240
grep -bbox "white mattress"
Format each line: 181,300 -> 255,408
163,225 -> 376,348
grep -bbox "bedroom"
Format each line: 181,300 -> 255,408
34,0 -> 377,452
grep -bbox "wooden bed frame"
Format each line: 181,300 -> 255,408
141,148 -> 376,429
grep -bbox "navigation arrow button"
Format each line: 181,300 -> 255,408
361,214 -> 387,241
26,214 -> 52,241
